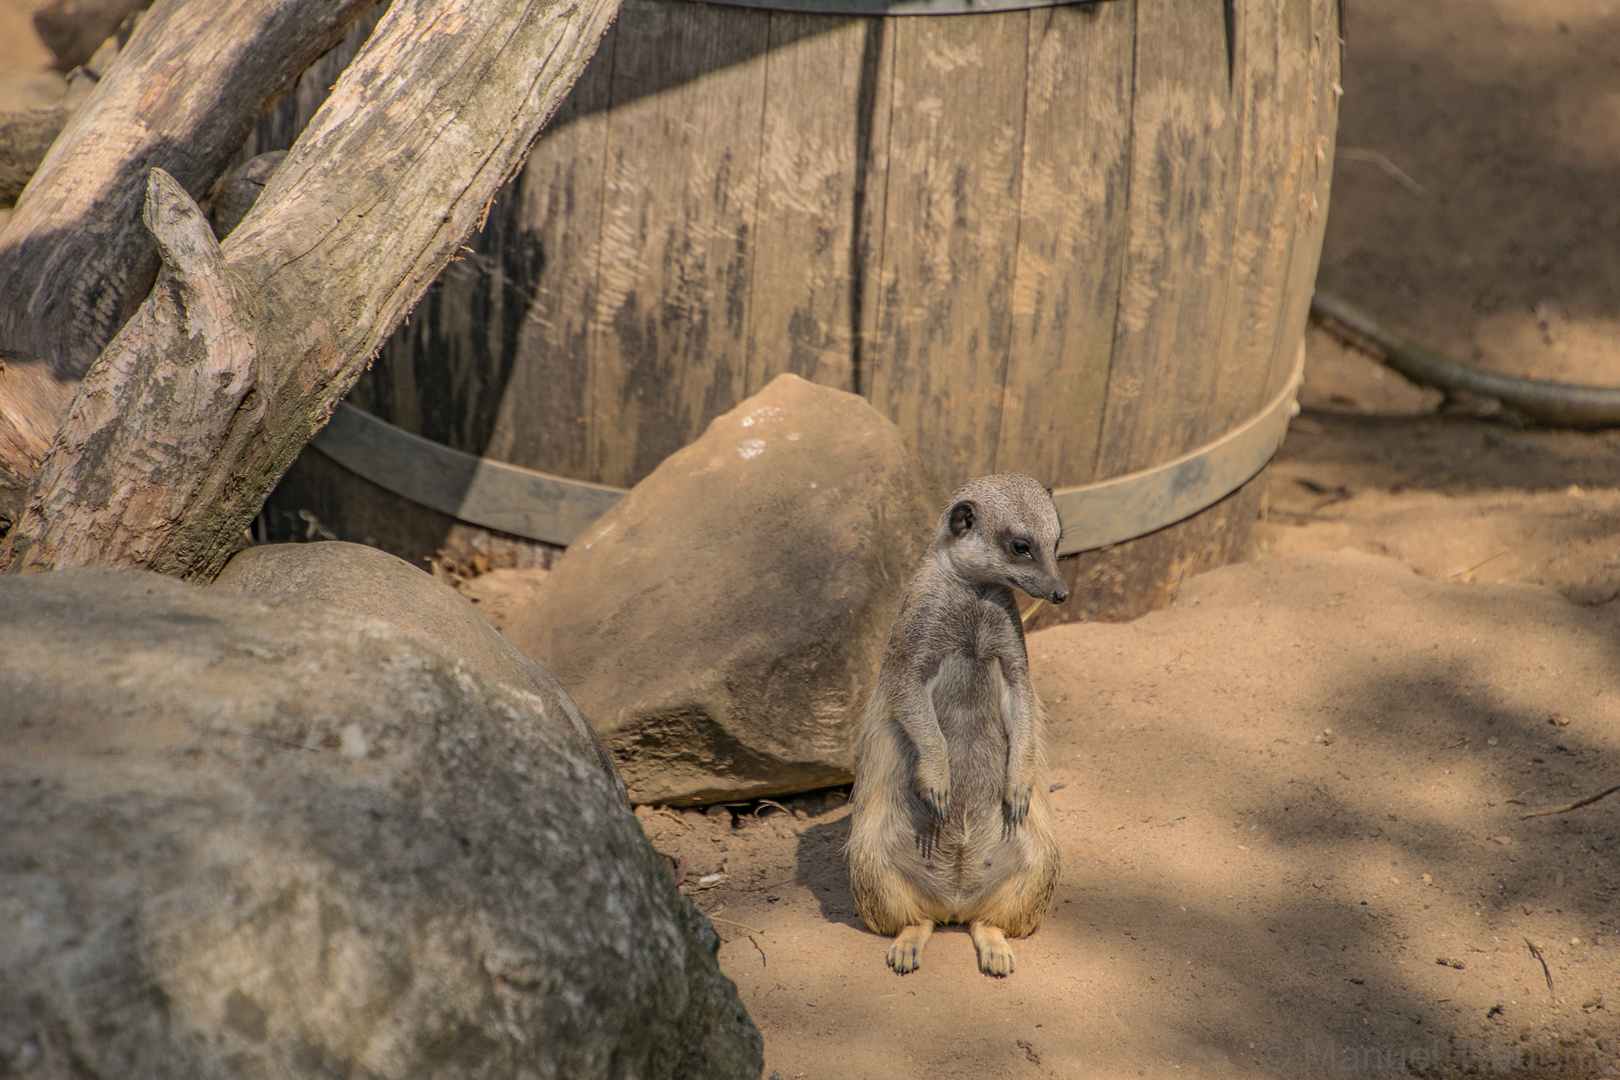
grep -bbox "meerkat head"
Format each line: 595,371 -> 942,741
937,472 -> 1069,604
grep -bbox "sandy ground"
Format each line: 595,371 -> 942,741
643,549 -> 1619,1079
4,0 -> 1618,1077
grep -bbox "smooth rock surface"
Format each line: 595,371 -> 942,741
216,540 -> 624,802
0,567 -> 762,1080
503,373 -> 941,806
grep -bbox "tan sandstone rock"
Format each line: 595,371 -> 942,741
503,373 -> 941,806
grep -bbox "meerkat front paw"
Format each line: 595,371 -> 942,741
915,767 -> 952,823
1001,784 -> 1031,838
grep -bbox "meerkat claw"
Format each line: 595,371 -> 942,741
1001,789 -> 1030,838
887,923 -> 934,974
887,942 -> 921,974
916,820 -> 941,860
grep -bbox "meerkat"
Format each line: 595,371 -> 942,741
847,472 -> 1068,977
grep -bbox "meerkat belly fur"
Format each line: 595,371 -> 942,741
847,472 -> 1068,977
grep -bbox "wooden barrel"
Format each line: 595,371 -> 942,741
267,0 -> 1340,622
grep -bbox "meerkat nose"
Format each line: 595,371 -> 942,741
1051,587 -> 1069,604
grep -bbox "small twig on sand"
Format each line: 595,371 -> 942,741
654,806 -> 692,828
222,728 -> 321,751
754,799 -> 791,817
1524,937 -> 1555,998
1440,739 -> 1469,750
710,916 -> 767,936
1337,147 -> 1429,197
1447,549 -> 1510,579
747,935 -> 767,967
1520,784 -> 1620,820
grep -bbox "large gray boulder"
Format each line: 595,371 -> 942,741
215,540 -> 625,804
503,373 -> 941,806
0,567 -> 762,1080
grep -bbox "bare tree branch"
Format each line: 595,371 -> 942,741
2,0 -> 621,579
0,0 -> 377,378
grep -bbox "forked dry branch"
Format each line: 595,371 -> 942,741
1,0 -> 621,579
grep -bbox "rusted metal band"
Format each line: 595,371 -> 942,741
310,345 -> 1303,553
1051,345 -> 1305,554
674,0 -> 1101,16
309,405 -> 624,547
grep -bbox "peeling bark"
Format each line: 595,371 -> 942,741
1,0 -> 622,579
0,109 -> 70,207
0,362 -> 77,534
0,0 -> 377,377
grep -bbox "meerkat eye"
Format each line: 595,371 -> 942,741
1009,538 -> 1031,558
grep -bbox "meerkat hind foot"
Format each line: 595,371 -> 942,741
970,920 -> 1015,977
886,922 -> 934,975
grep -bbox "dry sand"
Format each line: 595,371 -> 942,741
642,547 -> 1618,1079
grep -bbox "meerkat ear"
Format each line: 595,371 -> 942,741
948,500 -> 976,537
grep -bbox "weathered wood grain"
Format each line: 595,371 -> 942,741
1095,0 -> 1242,476
0,0 -> 378,377
4,170 -> 258,573
1,0 -> 623,578
0,109 -> 69,207
250,0 -> 1337,615
241,8 -> 384,159
866,11 -> 1029,490
1,21 -> 129,207
474,32 -> 620,478
1204,0 -> 1314,433
744,14 -> 867,396
1264,0 -> 1339,400
588,0 -> 770,489
360,187 -> 532,456
0,362 -> 77,534
850,17 -> 895,401
991,0 -> 1135,486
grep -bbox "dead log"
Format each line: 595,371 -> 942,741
0,23 -> 130,208
0,31 -> 120,515
207,151 -> 287,239
0,0 -> 378,379
0,362 -> 77,535
0,0 -> 621,579
33,0 -> 148,71
0,110 -> 70,207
